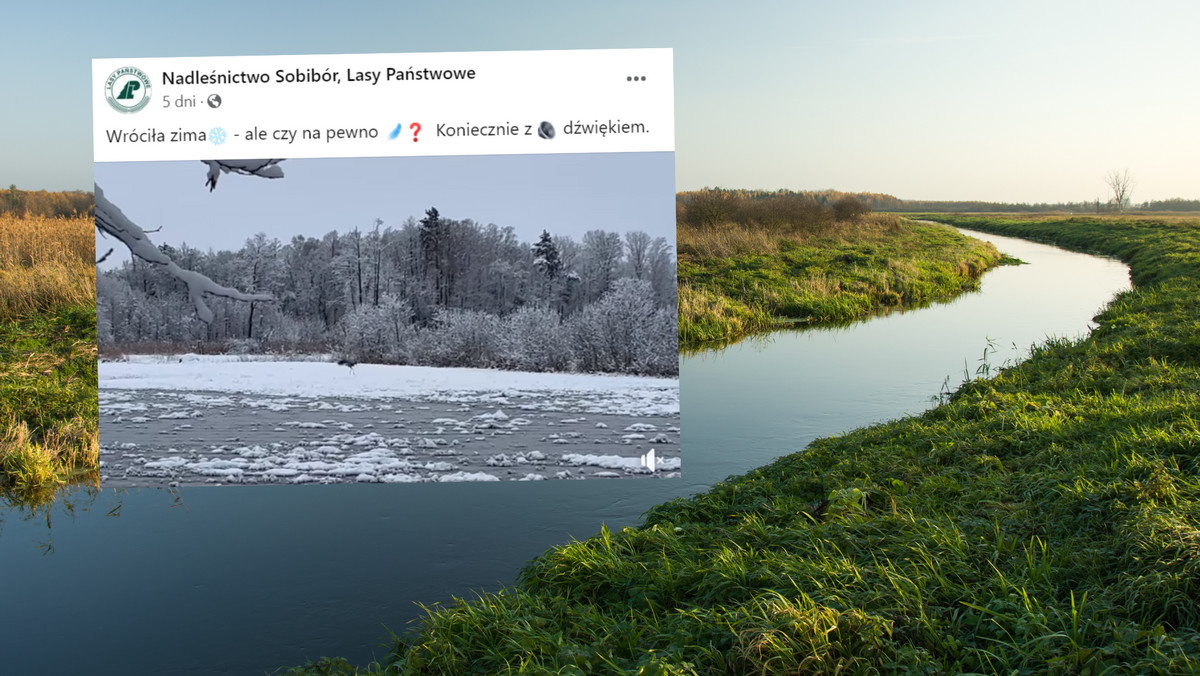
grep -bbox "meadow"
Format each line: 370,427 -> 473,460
0,215 -> 98,505
288,214 -> 1200,674
676,191 -> 1009,346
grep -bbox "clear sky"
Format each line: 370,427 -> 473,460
95,153 -> 674,259
5,0 -> 1198,203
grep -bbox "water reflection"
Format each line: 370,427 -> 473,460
0,482 -> 101,554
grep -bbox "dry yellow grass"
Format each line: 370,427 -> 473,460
678,213 -> 904,261
0,215 -> 95,319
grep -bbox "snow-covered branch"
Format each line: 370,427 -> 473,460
95,184 -> 273,323
94,158 -> 286,321
203,159 -> 285,191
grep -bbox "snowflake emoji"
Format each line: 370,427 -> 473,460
209,127 -> 227,145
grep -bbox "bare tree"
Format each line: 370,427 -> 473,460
624,230 -> 652,280
1104,169 -> 1134,212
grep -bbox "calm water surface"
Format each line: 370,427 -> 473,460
0,229 -> 1130,676
682,228 -> 1131,481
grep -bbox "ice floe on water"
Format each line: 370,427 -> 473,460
561,453 -> 682,473
99,362 -> 681,487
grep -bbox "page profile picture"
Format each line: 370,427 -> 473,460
105,66 -> 152,113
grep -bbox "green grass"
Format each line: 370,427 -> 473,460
0,303 -> 98,506
287,215 -> 1200,674
678,214 -> 1006,346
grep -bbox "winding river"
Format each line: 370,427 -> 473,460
0,228 -> 1130,676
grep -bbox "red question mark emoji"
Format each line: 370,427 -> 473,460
410,122 -> 421,142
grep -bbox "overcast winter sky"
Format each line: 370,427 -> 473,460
4,1 -> 1199,204
95,153 -> 674,259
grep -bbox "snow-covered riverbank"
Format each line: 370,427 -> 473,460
100,355 -> 678,417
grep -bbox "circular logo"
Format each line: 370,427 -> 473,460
105,67 -> 152,113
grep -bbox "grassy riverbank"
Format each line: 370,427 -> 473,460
0,215 -> 98,506
678,212 -> 1006,346
289,214 -> 1200,674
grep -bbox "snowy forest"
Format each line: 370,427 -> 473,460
98,207 -> 678,376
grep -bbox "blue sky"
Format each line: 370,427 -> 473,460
5,0 -> 1199,203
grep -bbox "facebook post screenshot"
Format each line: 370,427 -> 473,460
93,49 -> 678,488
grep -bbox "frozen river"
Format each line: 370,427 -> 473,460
100,387 -> 680,486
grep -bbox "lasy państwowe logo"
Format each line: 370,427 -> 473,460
105,67 -> 152,113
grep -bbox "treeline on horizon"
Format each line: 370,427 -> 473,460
677,187 -> 1200,223
0,186 -> 94,219
6,188 -> 1197,224
99,209 -> 678,376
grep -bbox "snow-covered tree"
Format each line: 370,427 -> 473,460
406,309 -> 503,368
580,229 -> 623,304
624,230 -> 652,280
570,278 -> 674,375
531,229 -> 563,309
239,232 -> 283,340
499,305 -> 573,372
532,230 -> 562,280
646,235 -> 676,308
341,293 -> 414,363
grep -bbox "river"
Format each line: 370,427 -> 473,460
0,228 -> 1130,676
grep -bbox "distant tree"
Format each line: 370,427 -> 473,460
531,229 -> 562,310
499,305 -> 572,371
418,207 -> 444,304
341,293 -> 413,363
646,236 -> 676,308
1145,198 -> 1200,211
4,184 -> 25,217
239,232 -> 283,340
532,230 -> 561,279
681,188 -> 736,228
580,229 -> 623,303
832,196 -> 869,221
624,230 -> 652,280
1104,169 -> 1134,212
